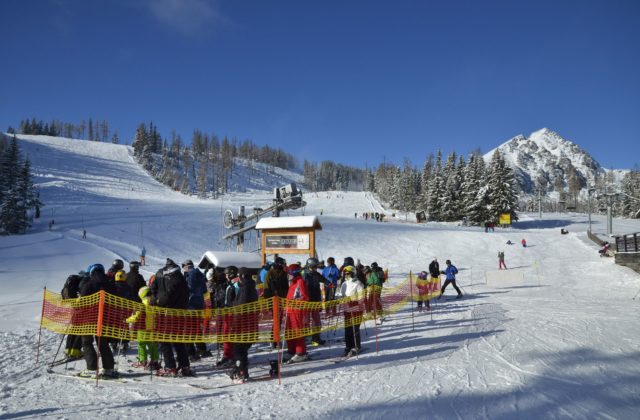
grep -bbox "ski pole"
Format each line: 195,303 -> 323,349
50,333 -> 66,366
352,313 -> 359,360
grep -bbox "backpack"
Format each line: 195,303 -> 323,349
61,274 -> 82,299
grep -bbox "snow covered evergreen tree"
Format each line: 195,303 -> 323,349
462,153 -> 487,223
487,150 -> 519,222
426,150 -> 443,220
0,136 -> 41,234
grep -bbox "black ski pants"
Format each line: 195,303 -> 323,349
344,312 -> 361,351
160,342 -> 190,369
82,336 -> 114,370
440,279 -> 462,296
233,342 -> 252,374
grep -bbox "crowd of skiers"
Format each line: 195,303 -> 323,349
356,212 -> 386,222
59,255 -> 389,382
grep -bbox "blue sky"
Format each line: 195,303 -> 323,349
1,0 -> 639,169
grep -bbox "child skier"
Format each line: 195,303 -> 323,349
126,286 -> 160,370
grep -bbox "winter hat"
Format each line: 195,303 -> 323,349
445,259 -> 451,265
371,262 -> 379,269
182,259 -> 194,268
115,270 -> 127,282
206,270 -> 215,281
166,258 -> 176,267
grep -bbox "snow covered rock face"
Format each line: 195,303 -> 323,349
485,128 -> 617,194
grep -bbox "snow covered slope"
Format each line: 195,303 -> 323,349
484,128 -> 627,194
1,135 -> 640,419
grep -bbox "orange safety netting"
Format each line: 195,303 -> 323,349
40,273 -> 441,344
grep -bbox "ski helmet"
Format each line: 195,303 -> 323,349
112,259 -> 124,271
306,257 -> 319,269
115,270 -> 127,282
343,266 -> 355,276
87,264 -> 105,275
225,266 -> 238,278
287,264 -> 302,276
343,257 -> 354,267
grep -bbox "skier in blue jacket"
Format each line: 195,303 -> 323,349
322,257 -> 341,317
438,259 -> 462,299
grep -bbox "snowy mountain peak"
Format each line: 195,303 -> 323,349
485,129 -> 607,194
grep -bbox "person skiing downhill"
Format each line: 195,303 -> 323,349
438,259 -> 462,299
498,251 -> 507,270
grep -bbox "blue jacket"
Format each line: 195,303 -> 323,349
259,267 -> 269,284
185,268 -> 207,310
444,265 -> 458,280
322,264 -> 341,287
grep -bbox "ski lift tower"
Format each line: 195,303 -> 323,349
222,183 -> 306,251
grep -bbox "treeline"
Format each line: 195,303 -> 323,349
12,117 -> 120,143
303,160 -> 368,191
619,169 -> 640,218
368,149 -> 518,223
131,122 -> 297,197
0,134 -> 42,235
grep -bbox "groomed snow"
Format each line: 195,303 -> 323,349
1,135 -> 640,419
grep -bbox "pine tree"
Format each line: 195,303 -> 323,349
88,118 -> 94,141
462,153 -> 487,223
487,150 -> 519,222
427,150 -> 443,220
111,131 -> 120,144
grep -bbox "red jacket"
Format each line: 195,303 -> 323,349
286,275 -> 309,301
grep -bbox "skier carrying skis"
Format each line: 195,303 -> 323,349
339,266 -> 365,357
438,259 -> 462,299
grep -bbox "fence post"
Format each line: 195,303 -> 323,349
409,271 -> 415,332
95,290 -> 106,386
36,287 -> 47,365
272,297 -> 280,345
